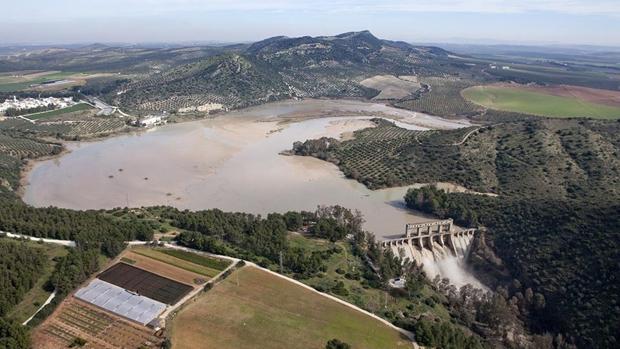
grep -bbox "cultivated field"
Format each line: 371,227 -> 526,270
98,263 -> 193,305
0,71 -> 114,92
462,85 -> 620,119
131,246 -> 229,278
360,74 -> 420,100
123,249 -> 216,285
169,266 -> 412,349
25,103 -> 94,121
396,76 -> 482,116
31,298 -> 162,349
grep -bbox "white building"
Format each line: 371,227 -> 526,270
0,96 -> 75,115
137,114 -> 167,127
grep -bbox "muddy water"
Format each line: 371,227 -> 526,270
24,99 -> 472,239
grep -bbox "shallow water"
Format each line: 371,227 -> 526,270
24,99 -> 471,239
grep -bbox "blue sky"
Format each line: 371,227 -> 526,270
2,0 -> 620,46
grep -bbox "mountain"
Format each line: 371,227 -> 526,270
110,31 -> 463,113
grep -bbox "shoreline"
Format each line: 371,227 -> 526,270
17,97 -> 479,207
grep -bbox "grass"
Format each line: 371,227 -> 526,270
0,71 -> 79,92
7,241 -> 69,323
26,103 -> 94,120
155,248 -> 231,270
288,235 -> 451,322
462,85 -> 620,119
131,247 -> 227,277
169,266 -> 412,349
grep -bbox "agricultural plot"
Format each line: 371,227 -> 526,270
0,71 -> 103,92
396,76 -> 482,116
169,266 -> 411,349
25,103 -> 94,121
98,262 -> 193,305
306,119 -> 490,190
359,74 -> 420,100
74,279 -> 166,325
131,247 -> 229,278
462,85 -> 620,119
0,113 -> 127,139
0,134 -> 61,159
122,249 -> 213,285
31,298 -> 162,349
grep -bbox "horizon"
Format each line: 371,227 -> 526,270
3,0 -> 620,47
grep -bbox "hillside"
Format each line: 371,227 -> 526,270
292,118 -> 620,198
291,118 -> 620,347
108,31 -> 472,113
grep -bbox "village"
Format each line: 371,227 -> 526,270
0,96 -> 77,115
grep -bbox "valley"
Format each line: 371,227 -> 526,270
0,27 -> 618,349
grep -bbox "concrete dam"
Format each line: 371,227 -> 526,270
381,220 -> 478,286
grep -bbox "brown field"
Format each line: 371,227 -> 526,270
31,298 -> 162,349
360,74 -> 420,100
169,266 -> 412,349
122,250 -> 207,286
495,82 -> 620,107
98,263 -> 193,305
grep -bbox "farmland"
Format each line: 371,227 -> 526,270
31,298 -> 162,349
0,110 -> 128,140
0,71 -> 108,92
98,262 -> 193,305
462,85 -> 620,119
25,103 -> 94,120
132,247 -> 229,277
168,266 -> 412,349
395,76 -> 482,117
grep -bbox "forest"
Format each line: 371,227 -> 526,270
404,186 -> 619,348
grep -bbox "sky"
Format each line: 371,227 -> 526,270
2,0 -> 620,46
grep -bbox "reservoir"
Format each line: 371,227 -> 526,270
23,99 -> 472,239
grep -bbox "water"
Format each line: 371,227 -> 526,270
390,234 -> 485,289
25,99 -> 472,239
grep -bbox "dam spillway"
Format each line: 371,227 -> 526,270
381,219 -> 476,267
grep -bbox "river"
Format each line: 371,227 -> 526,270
23,99 -> 472,239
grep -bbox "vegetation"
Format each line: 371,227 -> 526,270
463,85 -> 620,119
0,240 -> 47,317
326,339 -> 351,349
405,186 -> 619,348
25,103 -> 93,120
3,104 -> 57,117
169,266 -> 412,349
131,247 -> 228,277
0,318 -> 29,349
152,248 -> 231,270
396,77 -> 482,117
293,116 -> 620,347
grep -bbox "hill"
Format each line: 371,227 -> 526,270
291,118 -> 620,347
107,31 -> 472,113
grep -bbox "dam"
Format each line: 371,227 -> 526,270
381,219 -> 476,267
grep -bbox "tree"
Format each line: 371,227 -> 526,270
0,318 -> 30,349
325,339 -> 351,349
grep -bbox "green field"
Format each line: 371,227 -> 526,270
462,85 -> 620,119
0,71 -> 79,92
131,247 -> 228,277
25,103 -> 94,120
169,266 -> 412,349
